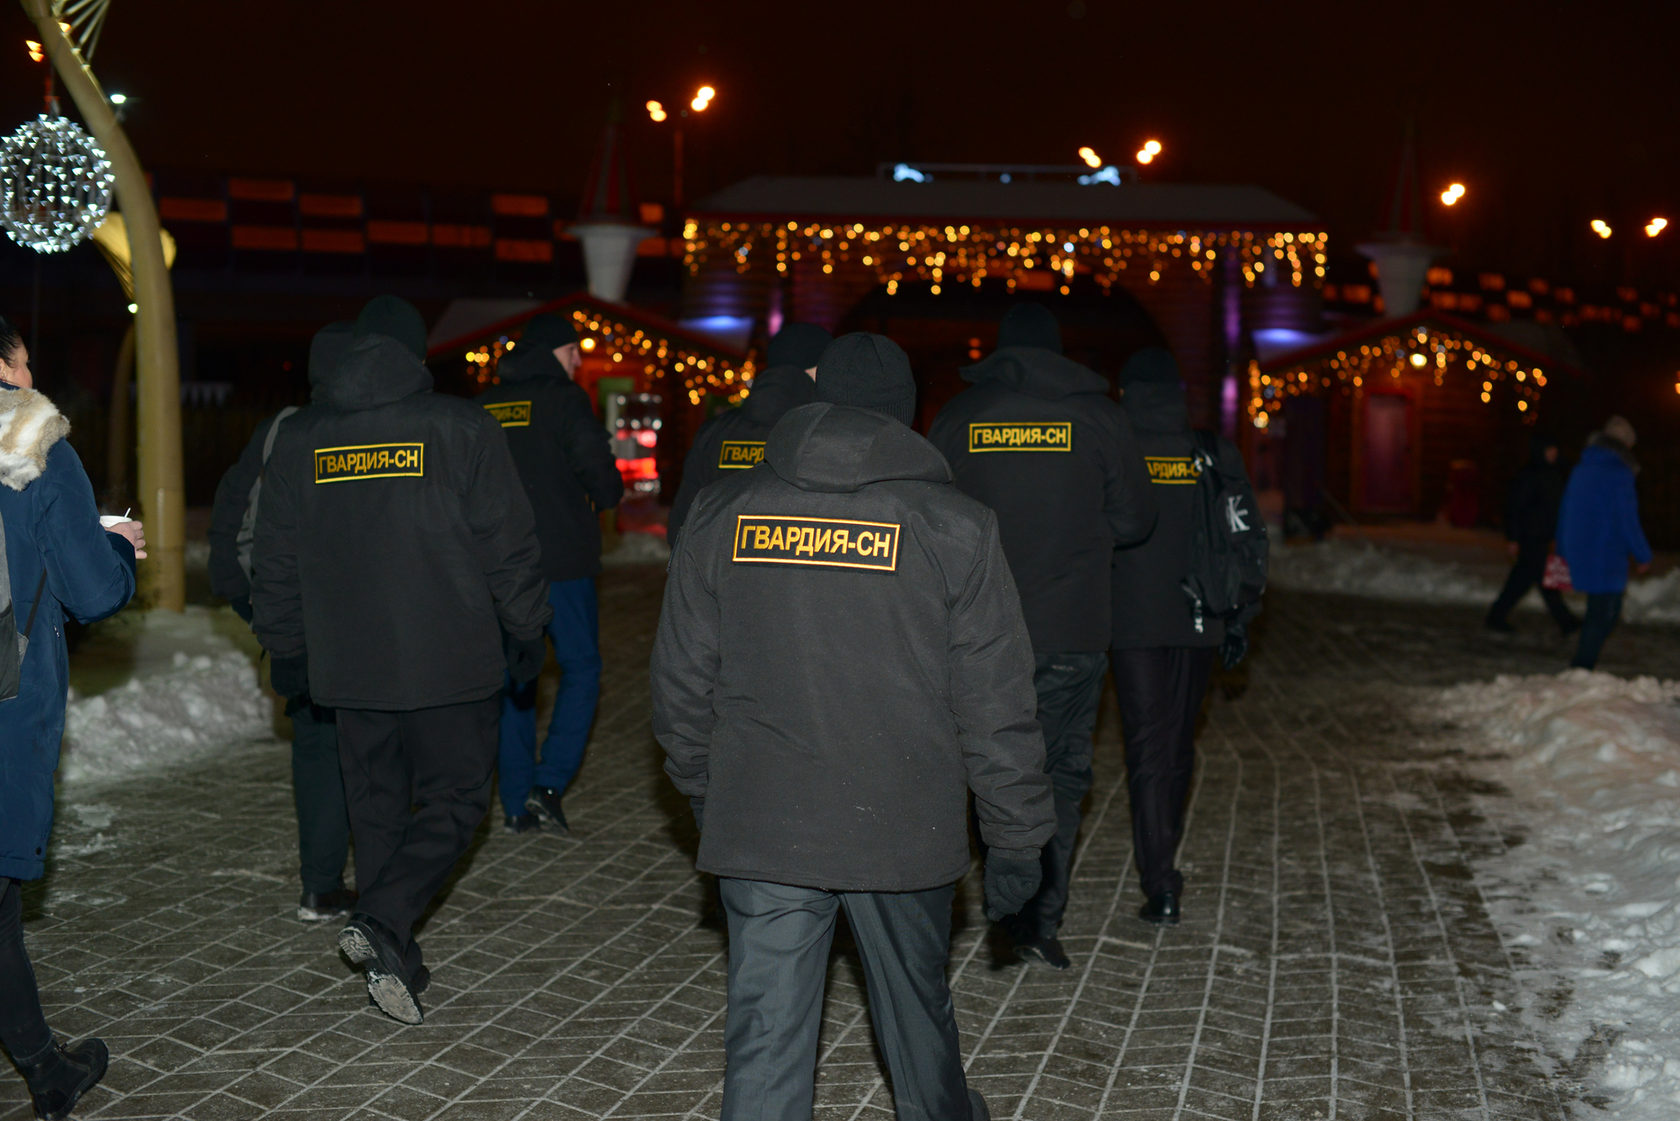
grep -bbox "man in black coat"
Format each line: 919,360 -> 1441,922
1486,433 -> 1578,636
475,314 -> 624,834
1110,347 -> 1259,926
253,296 -> 550,1024
928,302 -> 1155,971
666,321 -> 828,549
209,322 -> 355,925
652,333 -> 1053,1121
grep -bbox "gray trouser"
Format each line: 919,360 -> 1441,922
718,878 -> 973,1121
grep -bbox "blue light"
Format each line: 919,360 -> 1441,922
892,163 -> 928,183
999,173 -> 1012,183
1077,165 -> 1121,186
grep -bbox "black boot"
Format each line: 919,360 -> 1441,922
20,1038 -> 109,1120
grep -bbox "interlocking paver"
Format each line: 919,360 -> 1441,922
6,570 -> 1678,1120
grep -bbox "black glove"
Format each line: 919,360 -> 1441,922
229,595 -> 253,624
983,849 -> 1042,922
1219,623 -> 1248,670
269,655 -> 309,700
505,633 -> 547,686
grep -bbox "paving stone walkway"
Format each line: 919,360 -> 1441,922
7,569 -> 1678,1120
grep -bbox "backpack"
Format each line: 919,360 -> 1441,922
1180,429 -> 1268,635
0,514 -> 47,703
234,406 -> 299,584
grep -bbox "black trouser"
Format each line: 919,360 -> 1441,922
1009,651 -> 1108,941
336,696 -> 499,953
1571,592 -> 1624,670
718,878 -> 976,1121
287,698 -> 350,895
0,879 -> 53,1067
1110,646 -> 1215,899
1487,542 -> 1577,632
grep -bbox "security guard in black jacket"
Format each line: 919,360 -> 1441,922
928,302 -> 1155,970
253,297 -> 551,1024
474,314 -> 623,834
665,321 -> 828,548
1110,346 -> 1260,927
209,323 -> 355,925
652,333 -> 1053,1121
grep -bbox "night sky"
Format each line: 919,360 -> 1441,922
2,0 -> 1677,281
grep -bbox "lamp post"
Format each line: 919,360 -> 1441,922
647,85 -> 714,210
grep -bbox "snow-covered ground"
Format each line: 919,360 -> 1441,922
1271,536 -> 1680,624
1442,672 -> 1680,1118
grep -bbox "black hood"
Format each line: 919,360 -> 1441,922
1121,379 -> 1190,434
741,365 -> 817,424
322,334 -> 434,411
496,346 -> 569,383
960,347 -> 1109,399
307,322 -> 354,403
766,402 -> 950,493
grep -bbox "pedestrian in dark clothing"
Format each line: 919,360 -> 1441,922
208,323 -> 356,923
1110,346 -> 1258,926
475,313 -> 623,835
1557,416 -> 1652,670
253,297 -> 551,1024
652,333 -> 1053,1121
666,322 -> 828,549
0,316 -> 140,1120
1485,433 -> 1578,636
928,302 -> 1155,971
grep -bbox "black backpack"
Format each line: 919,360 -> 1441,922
1180,429 -> 1268,636
234,406 -> 298,585
0,513 -> 47,703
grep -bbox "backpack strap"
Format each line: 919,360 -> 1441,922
262,406 -> 300,464
21,570 -> 45,639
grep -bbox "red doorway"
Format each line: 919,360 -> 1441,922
1362,393 -> 1414,511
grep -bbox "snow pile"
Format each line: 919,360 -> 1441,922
59,608 -> 273,789
603,531 -> 671,567
1441,671 -> 1680,1118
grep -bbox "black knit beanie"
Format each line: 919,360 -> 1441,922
767,322 -> 832,370
813,333 -> 917,425
519,313 -> 579,354
354,296 -> 428,361
998,302 -> 1063,354
307,322 -> 354,389
1119,346 -> 1180,385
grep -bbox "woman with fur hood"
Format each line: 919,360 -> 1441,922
0,315 -> 144,1119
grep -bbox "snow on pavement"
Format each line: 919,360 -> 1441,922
1442,671 -> 1680,1119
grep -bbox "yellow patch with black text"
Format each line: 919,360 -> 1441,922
967,421 -> 1073,453
484,400 -> 532,428
1145,456 -> 1201,485
314,443 -> 425,484
731,515 -> 900,572
717,440 -> 765,469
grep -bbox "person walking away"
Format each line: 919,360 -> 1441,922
252,297 -> 550,1024
208,323 -> 356,922
1110,346 -> 1261,926
475,314 -> 623,834
666,322 -> 829,549
1556,415 -> 1652,670
0,315 -> 142,1119
653,334 -> 1053,1121
1485,433 -> 1578,637
928,302 -> 1155,970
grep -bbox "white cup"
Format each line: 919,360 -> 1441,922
99,515 -> 132,529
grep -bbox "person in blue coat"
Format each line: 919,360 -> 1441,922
1556,415 -> 1652,670
0,316 -> 141,1119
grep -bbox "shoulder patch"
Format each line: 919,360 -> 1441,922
967,421 -> 1073,453
717,440 -> 765,469
1145,455 -> 1202,485
484,401 -> 532,427
314,442 -> 425,484
732,514 -> 899,572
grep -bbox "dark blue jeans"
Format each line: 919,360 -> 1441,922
498,578 -> 602,817
1571,592 -> 1624,670
0,878 -> 53,1067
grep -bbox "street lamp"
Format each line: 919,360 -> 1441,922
647,85 -> 715,210
1646,217 -> 1668,238
1591,219 -> 1613,239
1077,146 -> 1101,169
1440,182 -> 1466,206
1136,138 -> 1162,165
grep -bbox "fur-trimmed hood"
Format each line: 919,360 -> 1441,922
0,386 -> 69,491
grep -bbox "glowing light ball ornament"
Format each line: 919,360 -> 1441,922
0,114 -> 116,253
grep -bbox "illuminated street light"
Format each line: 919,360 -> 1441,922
1077,146 -> 1101,169
1143,139 -> 1162,156
1136,148 -> 1154,165
1440,182 -> 1466,206
645,99 -> 666,123
1647,217 -> 1668,238
25,39 -> 43,61
109,92 -> 126,105
690,84 -> 715,113
1591,219 -> 1613,239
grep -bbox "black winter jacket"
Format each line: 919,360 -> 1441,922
928,347 -> 1156,653
208,411 -> 282,604
1111,381 -> 1251,649
475,348 -> 623,582
252,335 -> 551,710
666,366 -> 816,549
1504,437 -> 1566,546
651,402 -> 1054,892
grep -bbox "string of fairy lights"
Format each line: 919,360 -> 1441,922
682,220 -> 1328,295
1249,324 -> 1550,429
